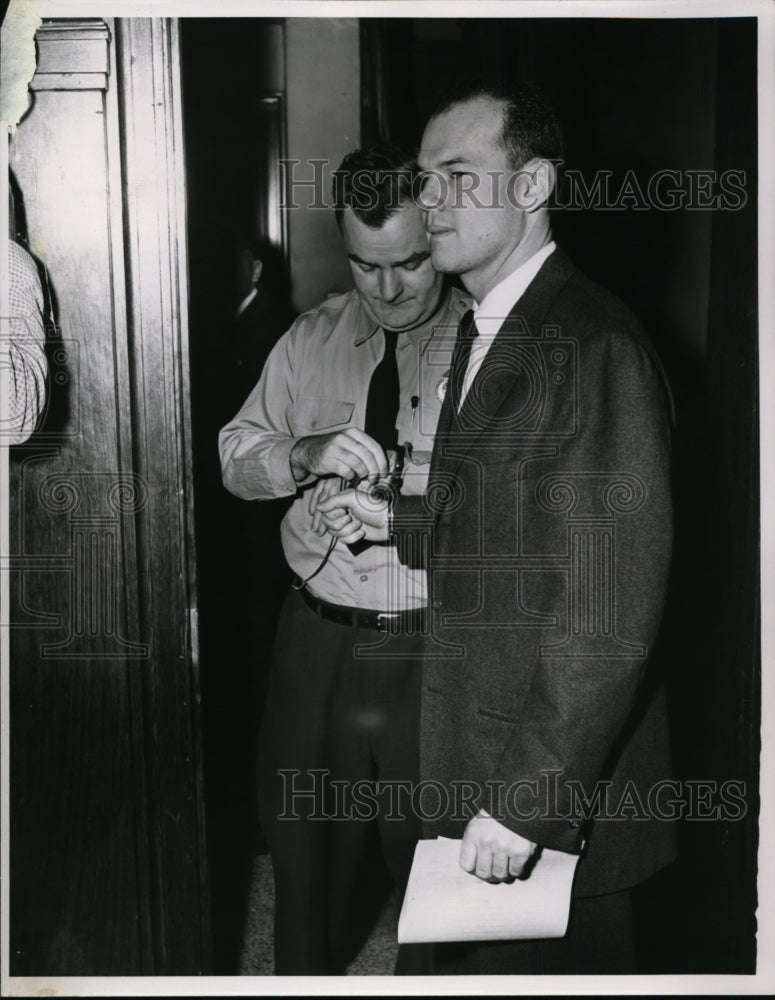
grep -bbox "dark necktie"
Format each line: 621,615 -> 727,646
425,310 -> 477,517
364,329 -> 400,452
449,309 -> 478,415
349,330 -> 401,556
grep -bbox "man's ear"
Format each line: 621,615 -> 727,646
531,158 -> 557,209
511,158 -> 556,213
251,259 -> 263,285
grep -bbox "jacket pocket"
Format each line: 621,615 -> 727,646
295,396 -> 355,432
476,706 -> 517,754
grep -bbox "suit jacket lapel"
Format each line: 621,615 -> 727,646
427,313 -> 474,475
429,248 -> 578,508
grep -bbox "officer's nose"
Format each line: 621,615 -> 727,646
378,269 -> 402,302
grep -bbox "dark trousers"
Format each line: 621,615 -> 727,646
257,588 -> 423,975
412,888 -> 635,975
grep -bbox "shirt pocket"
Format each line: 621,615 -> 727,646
295,396 -> 355,433
396,391 -> 442,452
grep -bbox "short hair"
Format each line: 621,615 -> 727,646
333,141 -> 418,231
430,79 -> 564,171
229,233 -> 292,300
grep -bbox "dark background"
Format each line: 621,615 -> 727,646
181,16 -> 759,974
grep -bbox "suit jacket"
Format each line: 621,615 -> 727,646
229,289 -> 296,404
392,248 -> 675,896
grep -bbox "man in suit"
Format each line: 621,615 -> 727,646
227,237 -> 297,411
318,81 -> 675,974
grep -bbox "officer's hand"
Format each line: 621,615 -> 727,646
308,476 -> 345,536
290,429 -> 388,484
459,809 -> 538,883
316,482 -> 390,543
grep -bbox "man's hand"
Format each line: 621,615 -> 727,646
308,476 -> 346,536
316,481 -> 390,544
290,428 -> 388,484
459,809 -> 538,882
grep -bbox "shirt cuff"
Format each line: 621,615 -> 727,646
266,437 -> 313,494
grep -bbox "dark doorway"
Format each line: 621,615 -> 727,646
180,18 -> 295,973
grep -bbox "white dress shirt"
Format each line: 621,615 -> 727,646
235,286 -> 258,318
219,285 -> 471,609
459,241 -> 556,408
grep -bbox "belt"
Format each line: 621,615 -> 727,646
297,584 -> 427,633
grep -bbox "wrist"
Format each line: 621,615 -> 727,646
289,438 -> 310,483
368,483 -> 394,540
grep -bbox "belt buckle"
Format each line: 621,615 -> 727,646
376,611 -> 399,632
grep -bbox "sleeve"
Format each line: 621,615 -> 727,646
390,494 -> 435,570
218,318 -> 309,500
5,241 -> 48,446
478,328 -> 673,852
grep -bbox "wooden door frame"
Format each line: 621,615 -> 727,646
114,17 -> 209,973
2,15 -> 209,980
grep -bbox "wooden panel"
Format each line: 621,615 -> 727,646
8,17 -> 148,975
31,19 -> 110,91
7,16 -> 207,975
114,17 -> 209,974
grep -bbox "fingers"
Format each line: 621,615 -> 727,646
293,430 -> 389,483
315,431 -> 388,482
323,512 -> 365,543
461,844 -> 529,882
317,488 -> 357,514
308,481 -> 324,533
508,854 -> 527,878
334,523 -> 366,545
308,477 -> 342,535
329,451 -> 373,483
343,428 -> 389,481
319,508 -> 349,532
317,487 -> 388,532
459,815 -> 536,883
313,498 -> 365,543
459,836 -> 477,875
459,835 -> 499,880
491,850 -> 511,881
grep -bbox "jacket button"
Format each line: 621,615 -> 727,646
432,599 -> 442,609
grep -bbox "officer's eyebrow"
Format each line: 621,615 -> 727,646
348,249 -> 431,268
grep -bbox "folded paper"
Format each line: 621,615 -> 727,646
398,836 -> 580,944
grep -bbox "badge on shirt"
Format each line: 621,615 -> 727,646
436,369 -> 450,404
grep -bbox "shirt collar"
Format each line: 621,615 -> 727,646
352,287 -> 460,352
352,295 -> 380,346
235,286 -> 257,318
473,241 -> 556,339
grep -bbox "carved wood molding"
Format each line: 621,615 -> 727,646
31,19 -> 111,92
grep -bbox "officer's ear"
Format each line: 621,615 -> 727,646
251,259 -> 263,285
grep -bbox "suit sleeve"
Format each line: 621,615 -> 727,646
479,328 -> 673,853
390,494 -> 435,570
